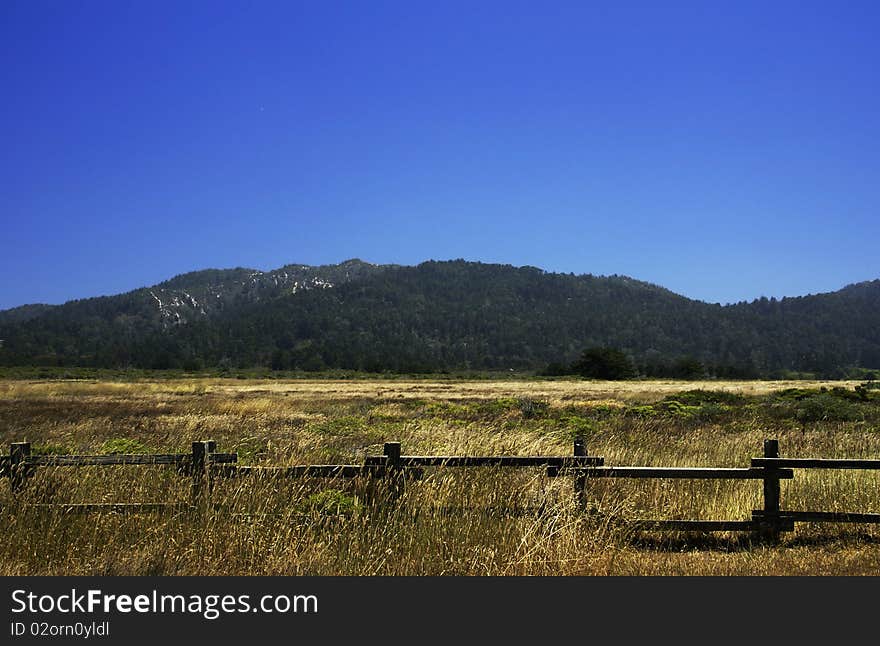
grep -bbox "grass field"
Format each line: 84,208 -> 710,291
1,377 -> 879,575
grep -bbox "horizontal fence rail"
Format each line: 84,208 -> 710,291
750,458 -> 880,470
558,466 -> 794,480
23,453 -> 238,467
364,455 -> 605,468
752,511 -> 880,524
25,503 -> 195,515
3,438 -> 879,541
213,464 -> 388,479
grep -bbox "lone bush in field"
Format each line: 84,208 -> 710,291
572,347 -> 637,380
662,390 -> 746,407
793,394 -> 862,426
300,489 -> 361,515
32,443 -> 74,455
100,438 -> 150,454
762,388 -> 869,429
518,398 -> 549,418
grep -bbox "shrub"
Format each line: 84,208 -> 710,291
300,489 -> 360,515
100,438 -> 150,454
625,405 -> 657,417
761,391 -> 865,426
572,347 -> 637,380
518,398 -> 549,419
793,394 -> 862,425
661,390 -> 746,407
774,388 -> 815,401
855,381 -> 880,401
31,443 -> 74,455
559,415 -> 597,440
232,437 -> 268,464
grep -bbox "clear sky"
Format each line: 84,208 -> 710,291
2,1 -> 878,310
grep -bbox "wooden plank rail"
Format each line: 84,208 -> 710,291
753,511 -> 880,524
365,455 -> 604,467
24,503 -> 193,514
751,458 -> 880,469
23,453 -> 237,467
412,504 -> 549,518
565,466 -> 794,479
213,465 -> 391,479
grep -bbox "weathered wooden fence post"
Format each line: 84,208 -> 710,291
384,441 -> 403,500
762,438 -> 781,542
573,436 -> 587,509
191,441 -> 212,509
10,442 -> 31,495
205,440 -> 216,500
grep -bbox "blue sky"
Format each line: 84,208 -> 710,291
2,1 -> 878,310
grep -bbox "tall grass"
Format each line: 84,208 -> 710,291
1,378 -> 878,575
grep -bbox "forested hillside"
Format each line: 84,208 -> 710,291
1,260 -> 878,378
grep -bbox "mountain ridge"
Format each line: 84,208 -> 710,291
3,259 -> 875,313
1,259 -> 878,378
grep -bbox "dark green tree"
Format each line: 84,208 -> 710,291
572,347 -> 637,380
673,356 -> 705,379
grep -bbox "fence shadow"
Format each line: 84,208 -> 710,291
625,533 -> 766,553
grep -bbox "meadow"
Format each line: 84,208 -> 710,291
1,377 -> 879,575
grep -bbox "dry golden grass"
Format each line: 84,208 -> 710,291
1,377 -> 878,575
2,377 -> 864,404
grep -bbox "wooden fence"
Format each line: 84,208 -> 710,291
2,438 -> 879,540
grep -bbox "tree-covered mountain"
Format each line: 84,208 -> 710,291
0,304 -> 55,325
1,259 -> 878,378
